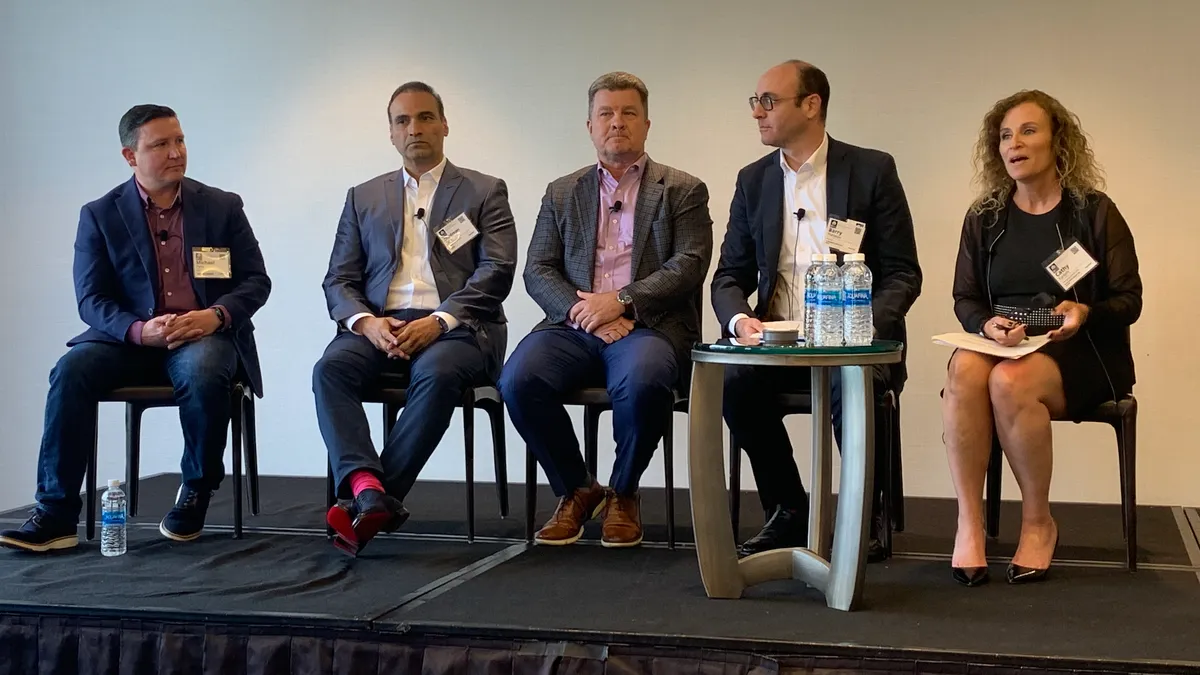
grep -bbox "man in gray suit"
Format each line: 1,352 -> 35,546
314,82 -> 517,556
500,72 -> 713,549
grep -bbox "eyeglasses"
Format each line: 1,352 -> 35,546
749,92 -> 811,112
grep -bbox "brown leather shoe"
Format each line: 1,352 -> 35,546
534,482 -> 606,546
601,490 -> 643,548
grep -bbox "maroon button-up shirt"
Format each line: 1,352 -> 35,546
126,181 -> 228,344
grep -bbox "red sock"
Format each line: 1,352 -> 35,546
349,470 -> 384,497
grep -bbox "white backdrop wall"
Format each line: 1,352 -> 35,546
1,0 -> 1197,514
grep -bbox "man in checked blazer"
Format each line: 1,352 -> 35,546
500,72 -> 713,548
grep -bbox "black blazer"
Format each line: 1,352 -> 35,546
710,137 -> 922,390
953,191 -> 1142,392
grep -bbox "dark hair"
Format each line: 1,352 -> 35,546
785,60 -> 830,121
118,104 -> 177,150
587,71 -> 649,117
387,81 -> 445,121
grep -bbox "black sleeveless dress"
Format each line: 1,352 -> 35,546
989,203 -> 1121,417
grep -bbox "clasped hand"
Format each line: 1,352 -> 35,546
355,316 -> 442,359
141,310 -> 221,349
570,290 -> 632,343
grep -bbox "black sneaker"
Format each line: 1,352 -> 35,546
0,510 -> 78,552
159,485 -> 212,542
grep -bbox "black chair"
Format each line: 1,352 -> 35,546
85,381 -> 259,541
324,374 -> 508,543
727,390 -> 904,556
524,390 -> 689,549
985,395 -> 1138,570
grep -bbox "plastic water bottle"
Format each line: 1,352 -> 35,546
813,253 -> 844,347
101,479 -> 127,557
842,253 -> 874,346
802,253 -> 822,345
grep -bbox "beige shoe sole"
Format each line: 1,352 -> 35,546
0,534 -> 78,552
534,500 -> 607,546
600,534 -> 643,548
159,522 -> 203,542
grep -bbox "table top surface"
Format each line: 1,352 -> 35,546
691,339 -> 904,366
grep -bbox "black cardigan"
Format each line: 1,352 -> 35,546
952,190 -> 1143,391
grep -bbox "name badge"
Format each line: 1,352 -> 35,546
435,213 -> 480,254
826,216 -> 866,254
1042,239 -> 1098,291
192,247 -> 232,279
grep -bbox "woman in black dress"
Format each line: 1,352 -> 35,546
943,90 -> 1142,586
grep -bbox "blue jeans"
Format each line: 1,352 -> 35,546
499,327 -> 679,497
35,336 -> 238,523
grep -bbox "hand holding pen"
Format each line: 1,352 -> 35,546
984,316 -> 1027,347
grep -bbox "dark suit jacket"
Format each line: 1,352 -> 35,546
70,176 -> 272,395
523,157 -> 713,358
711,137 -> 922,390
322,162 -> 517,372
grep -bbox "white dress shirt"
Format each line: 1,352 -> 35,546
728,134 -> 830,335
346,157 -> 459,333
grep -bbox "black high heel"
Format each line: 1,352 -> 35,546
1007,528 -> 1059,584
952,566 -> 990,587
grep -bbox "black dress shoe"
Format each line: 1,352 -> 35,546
1007,531 -> 1059,584
326,489 -> 409,557
865,510 -> 890,563
160,485 -> 213,542
952,566 -> 990,587
0,510 -> 78,553
737,505 -> 808,558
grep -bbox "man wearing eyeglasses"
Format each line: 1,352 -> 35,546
711,60 -> 922,560
315,82 -> 517,557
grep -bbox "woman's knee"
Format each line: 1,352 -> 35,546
945,351 -> 993,399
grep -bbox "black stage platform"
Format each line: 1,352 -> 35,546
2,473 -> 1198,674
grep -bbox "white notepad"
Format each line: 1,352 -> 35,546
931,332 -> 1051,359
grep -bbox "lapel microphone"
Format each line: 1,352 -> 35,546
415,207 -> 426,220
158,230 -> 169,243
794,208 -> 806,220
609,200 -> 623,213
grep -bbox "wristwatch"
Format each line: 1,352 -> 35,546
433,314 -> 449,334
617,288 -> 633,313
211,306 -> 226,331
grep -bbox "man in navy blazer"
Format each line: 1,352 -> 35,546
711,61 -> 921,560
314,82 -> 516,556
0,105 -> 271,553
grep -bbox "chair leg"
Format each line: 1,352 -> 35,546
1118,405 -> 1138,571
728,430 -> 741,538
985,434 -> 1003,538
584,405 -> 600,479
891,398 -> 905,532
879,397 -> 894,557
87,418 -> 98,542
463,399 -> 476,543
125,404 -> 144,517
484,400 -> 509,518
242,390 -> 260,516
326,462 -> 336,538
382,403 -> 400,440
525,450 -> 537,543
663,409 -> 675,550
231,391 -> 244,540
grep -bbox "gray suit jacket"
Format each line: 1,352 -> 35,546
524,157 -> 713,357
322,162 -> 518,368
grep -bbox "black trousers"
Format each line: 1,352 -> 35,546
723,363 -> 890,516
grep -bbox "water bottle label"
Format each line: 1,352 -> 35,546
804,289 -> 817,305
844,289 -> 872,306
817,289 -> 842,307
102,512 -> 126,526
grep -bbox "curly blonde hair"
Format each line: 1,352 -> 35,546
971,90 -> 1105,214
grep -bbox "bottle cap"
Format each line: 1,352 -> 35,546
107,479 -> 121,488
845,253 -> 866,262
810,253 -> 824,262
821,253 -> 838,262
